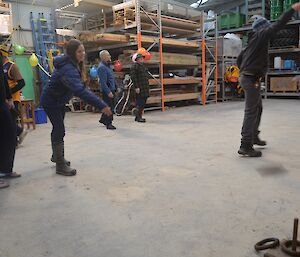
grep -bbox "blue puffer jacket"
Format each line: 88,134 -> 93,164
97,62 -> 116,95
40,56 -> 107,110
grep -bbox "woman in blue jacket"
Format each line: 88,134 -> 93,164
41,39 -> 112,176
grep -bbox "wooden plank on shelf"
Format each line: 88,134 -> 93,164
140,12 -> 201,31
78,32 -> 128,43
128,34 -> 200,49
78,32 -> 200,49
149,77 -> 201,86
141,23 -> 196,36
120,50 -> 200,66
147,92 -> 200,104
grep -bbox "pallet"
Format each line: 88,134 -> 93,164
149,77 -> 201,86
269,90 -> 300,93
112,1 -> 202,31
270,76 -> 299,92
147,92 -> 200,104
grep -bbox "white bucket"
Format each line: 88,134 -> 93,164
274,57 -> 282,69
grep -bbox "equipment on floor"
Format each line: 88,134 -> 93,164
225,65 -> 240,83
224,65 -> 243,97
255,218 -> 300,257
114,74 -> 134,116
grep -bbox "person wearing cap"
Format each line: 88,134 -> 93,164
237,2 -> 300,157
0,51 -> 20,186
130,53 -> 150,123
0,44 -> 27,146
98,50 -> 117,130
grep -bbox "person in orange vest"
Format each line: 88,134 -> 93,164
0,50 -> 20,181
0,45 -> 27,146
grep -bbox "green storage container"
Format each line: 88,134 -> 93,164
218,15 -> 230,30
228,13 -> 245,28
218,13 -> 245,30
271,0 -> 283,20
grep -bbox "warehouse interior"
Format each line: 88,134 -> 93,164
0,0 -> 300,257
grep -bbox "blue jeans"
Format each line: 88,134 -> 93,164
0,104 -> 16,173
44,106 -> 66,143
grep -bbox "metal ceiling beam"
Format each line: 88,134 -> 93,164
196,0 -> 245,11
170,0 -> 198,5
74,0 -> 117,8
4,0 -> 54,7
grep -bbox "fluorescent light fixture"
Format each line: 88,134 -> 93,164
56,3 -> 75,11
191,0 -> 209,8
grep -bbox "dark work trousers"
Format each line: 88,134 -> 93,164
240,75 -> 263,145
44,106 -> 66,143
100,93 -> 114,126
136,96 -> 148,110
12,101 -> 23,137
0,103 -> 17,174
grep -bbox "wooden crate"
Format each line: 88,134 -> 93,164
270,76 -> 299,92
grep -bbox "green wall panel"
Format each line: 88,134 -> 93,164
10,55 -> 35,101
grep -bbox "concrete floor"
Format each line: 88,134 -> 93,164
0,99 -> 300,257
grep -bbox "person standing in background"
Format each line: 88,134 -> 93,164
130,54 -> 150,123
98,50 -> 117,130
0,51 -> 21,187
0,44 -> 27,146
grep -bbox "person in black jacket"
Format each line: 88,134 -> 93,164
41,39 -> 112,176
130,54 -> 150,123
0,51 -> 21,188
237,3 -> 300,157
0,45 -> 28,146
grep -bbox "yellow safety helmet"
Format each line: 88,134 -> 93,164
0,44 -> 9,57
0,44 -> 10,58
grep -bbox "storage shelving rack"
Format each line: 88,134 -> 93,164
83,0 -> 204,111
200,14 -> 218,105
214,0 -> 300,98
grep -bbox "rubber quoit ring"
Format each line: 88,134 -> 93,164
281,240 -> 300,257
255,238 -> 280,251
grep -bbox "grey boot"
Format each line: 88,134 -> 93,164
51,141 -> 71,166
52,142 -> 77,176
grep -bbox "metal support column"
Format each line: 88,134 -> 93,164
135,0 -> 142,49
135,0 -> 164,111
158,0 -> 164,111
201,12 -> 218,105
